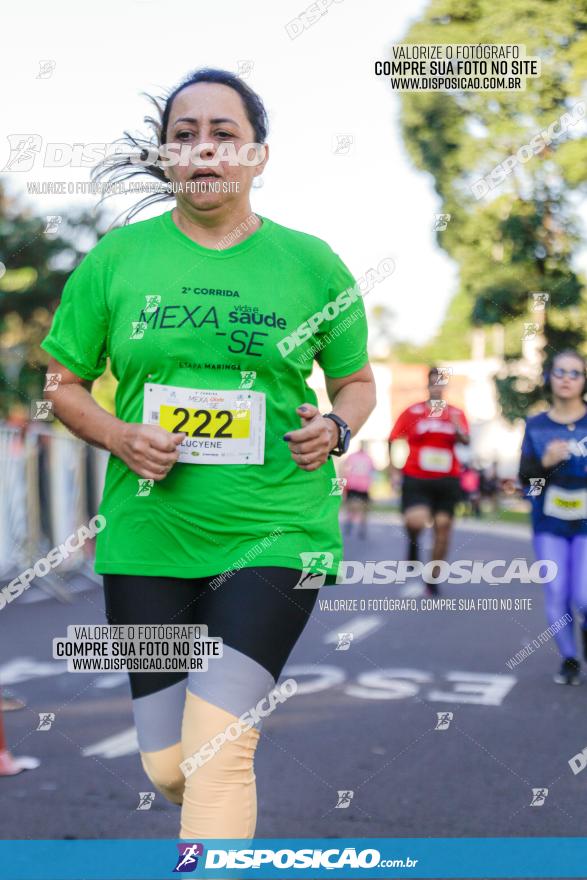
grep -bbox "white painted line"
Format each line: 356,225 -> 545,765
323,615 -> 384,644
83,727 -> 138,760
0,657 -> 67,686
284,665 -> 518,705
94,673 -> 127,690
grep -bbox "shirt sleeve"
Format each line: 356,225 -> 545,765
389,409 -> 409,441
457,408 -> 469,435
519,423 -> 549,486
314,253 -> 369,378
40,251 -> 110,381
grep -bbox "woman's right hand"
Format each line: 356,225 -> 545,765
109,423 -> 186,480
541,439 -> 570,469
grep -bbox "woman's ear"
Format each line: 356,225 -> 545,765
254,143 -> 269,178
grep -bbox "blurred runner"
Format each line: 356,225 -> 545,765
342,441 -> 375,539
519,349 -> 587,686
460,465 -> 481,518
388,367 -> 470,595
480,461 -> 500,517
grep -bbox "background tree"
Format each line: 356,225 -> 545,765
396,0 -> 587,419
0,183 -> 116,417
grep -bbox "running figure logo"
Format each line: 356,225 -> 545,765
37,60 -> 56,79
428,399 -> 446,417
240,371 -> 256,389
44,215 -> 62,234
527,478 -> 546,497
333,134 -> 354,156
31,400 -> 54,421
430,367 -> 452,386
530,788 -> 548,806
330,477 -> 346,496
294,552 -> 334,589
44,372 -> 62,391
173,843 -> 204,872
335,790 -> 354,809
531,292 -> 549,311
136,791 -> 155,810
522,322 -> 540,341
336,632 -> 354,651
37,713 -> 55,731
236,60 -> 254,79
136,479 -> 154,497
2,134 -> 42,171
144,295 -> 161,313
130,321 -> 147,340
433,213 -> 451,231
435,712 -> 453,731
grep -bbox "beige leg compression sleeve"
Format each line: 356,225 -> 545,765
140,741 -> 185,805
180,690 -> 261,839
138,691 -> 261,838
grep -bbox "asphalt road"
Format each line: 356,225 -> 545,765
0,514 -> 584,877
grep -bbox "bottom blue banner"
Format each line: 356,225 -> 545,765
0,837 -> 583,879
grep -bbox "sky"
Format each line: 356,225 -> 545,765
0,0 -> 478,347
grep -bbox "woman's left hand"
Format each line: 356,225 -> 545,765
283,403 -> 338,471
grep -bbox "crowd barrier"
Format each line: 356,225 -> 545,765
0,424 -> 108,581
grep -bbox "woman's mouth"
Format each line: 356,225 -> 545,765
191,169 -> 221,181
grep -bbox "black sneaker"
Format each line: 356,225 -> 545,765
554,657 -> 581,686
582,629 -> 587,663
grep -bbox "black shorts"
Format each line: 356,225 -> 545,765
345,489 -> 370,502
103,567 -> 335,701
401,475 -> 461,516
102,567 -> 335,754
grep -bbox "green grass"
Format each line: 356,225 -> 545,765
488,509 -> 529,525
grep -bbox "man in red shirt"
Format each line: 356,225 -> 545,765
388,367 -> 470,594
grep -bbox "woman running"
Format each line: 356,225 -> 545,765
342,441 -> 375,539
519,350 -> 587,686
41,68 -> 376,839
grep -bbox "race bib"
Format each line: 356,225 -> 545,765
143,383 -> 265,465
418,447 -> 452,473
543,485 -> 587,520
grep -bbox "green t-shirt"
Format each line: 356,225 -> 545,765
40,210 -> 369,578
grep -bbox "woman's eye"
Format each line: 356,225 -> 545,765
215,131 -> 234,139
176,130 -> 194,141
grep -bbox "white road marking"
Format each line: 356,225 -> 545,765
323,615 -> 383,644
285,665 -> 517,705
0,657 -> 67,685
283,664 -> 346,695
94,673 -> 127,690
427,671 -> 517,706
83,727 -> 138,760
